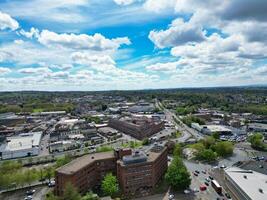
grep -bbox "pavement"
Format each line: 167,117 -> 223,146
0,185 -> 51,200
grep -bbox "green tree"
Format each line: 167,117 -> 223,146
197,149 -> 217,162
142,138 -> 149,145
165,156 -> 191,190
173,144 -> 182,157
46,191 -> 60,200
202,136 -> 216,149
214,141 -> 233,157
63,182 -> 81,200
101,173 -> 119,197
81,192 -> 99,200
248,133 -> 267,151
212,132 -> 220,140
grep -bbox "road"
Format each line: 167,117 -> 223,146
156,99 -> 204,141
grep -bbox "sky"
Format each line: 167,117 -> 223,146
0,0 -> 267,91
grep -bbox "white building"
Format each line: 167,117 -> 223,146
0,132 -> 42,160
224,167 -> 267,200
191,123 -> 232,135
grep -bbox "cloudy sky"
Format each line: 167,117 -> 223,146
0,0 -> 267,91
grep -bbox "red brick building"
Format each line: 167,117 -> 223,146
108,118 -> 165,140
117,146 -> 168,197
55,146 -> 168,197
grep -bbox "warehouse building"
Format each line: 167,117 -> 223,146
0,132 -> 42,159
191,123 -> 232,135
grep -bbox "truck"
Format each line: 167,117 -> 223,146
211,180 -> 222,194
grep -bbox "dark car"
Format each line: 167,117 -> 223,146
204,182 -> 209,186
209,175 -> 214,180
195,170 -> 200,174
193,172 -> 199,176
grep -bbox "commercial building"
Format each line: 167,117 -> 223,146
248,123 -> 267,132
0,132 -> 42,159
54,146 -> 168,197
191,123 -> 232,135
108,117 -> 164,140
224,167 -> 267,200
117,145 -> 168,197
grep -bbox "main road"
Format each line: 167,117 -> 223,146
155,99 -> 204,141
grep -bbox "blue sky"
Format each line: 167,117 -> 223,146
0,0 -> 267,91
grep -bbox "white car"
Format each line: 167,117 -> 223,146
184,189 -> 190,194
168,194 -> 174,199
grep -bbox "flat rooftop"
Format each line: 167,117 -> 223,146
225,167 -> 267,200
0,132 -> 42,152
118,147 -> 165,166
57,151 -> 115,175
203,125 -> 232,132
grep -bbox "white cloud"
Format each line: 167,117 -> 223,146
0,67 -> 12,75
149,18 -> 206,48
38,30 -> 131,51
146,62 -> 177,72
0,11 -> 19,30
19,27 -> 40,38
113,0 -> 136,6
144,0 -> 176,12
18,67 -> 52,74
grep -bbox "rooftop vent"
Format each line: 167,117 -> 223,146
91,156 -> 94,159
243,175 -> 247,179
259,188 -> 263,193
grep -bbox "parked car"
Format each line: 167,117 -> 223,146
200,185 -> 207,191
184,189 -> 190,194
26,189 -> 36,195
24,196 -> 33,200
48,180 -> 55,187
204,182 -> 209,186
168,194 -> 174,199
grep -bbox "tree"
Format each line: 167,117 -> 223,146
63,182 -> 81,200
214,141 -> 233,157
165,156 -> 191,190
101,173 -> 119,197
46,191 -> 60,200
45,166 -> 54,182
212,132 -> 220,140
202,136 -> 216,149
142,138 -> 149,145
102,104 -> 108,111
81,192 -> 99,200
196,149 -> 217,162
173,144 -> 182,157
248,133 -> 267,151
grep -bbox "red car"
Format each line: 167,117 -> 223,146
200,185 -> 207,191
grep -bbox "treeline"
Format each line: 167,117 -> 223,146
0,102 -> 74,114
0,155 -> 72,190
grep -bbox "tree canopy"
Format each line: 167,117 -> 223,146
101,173 -> 119,197
248,133 -> 267,151
165,156 -> 191,190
